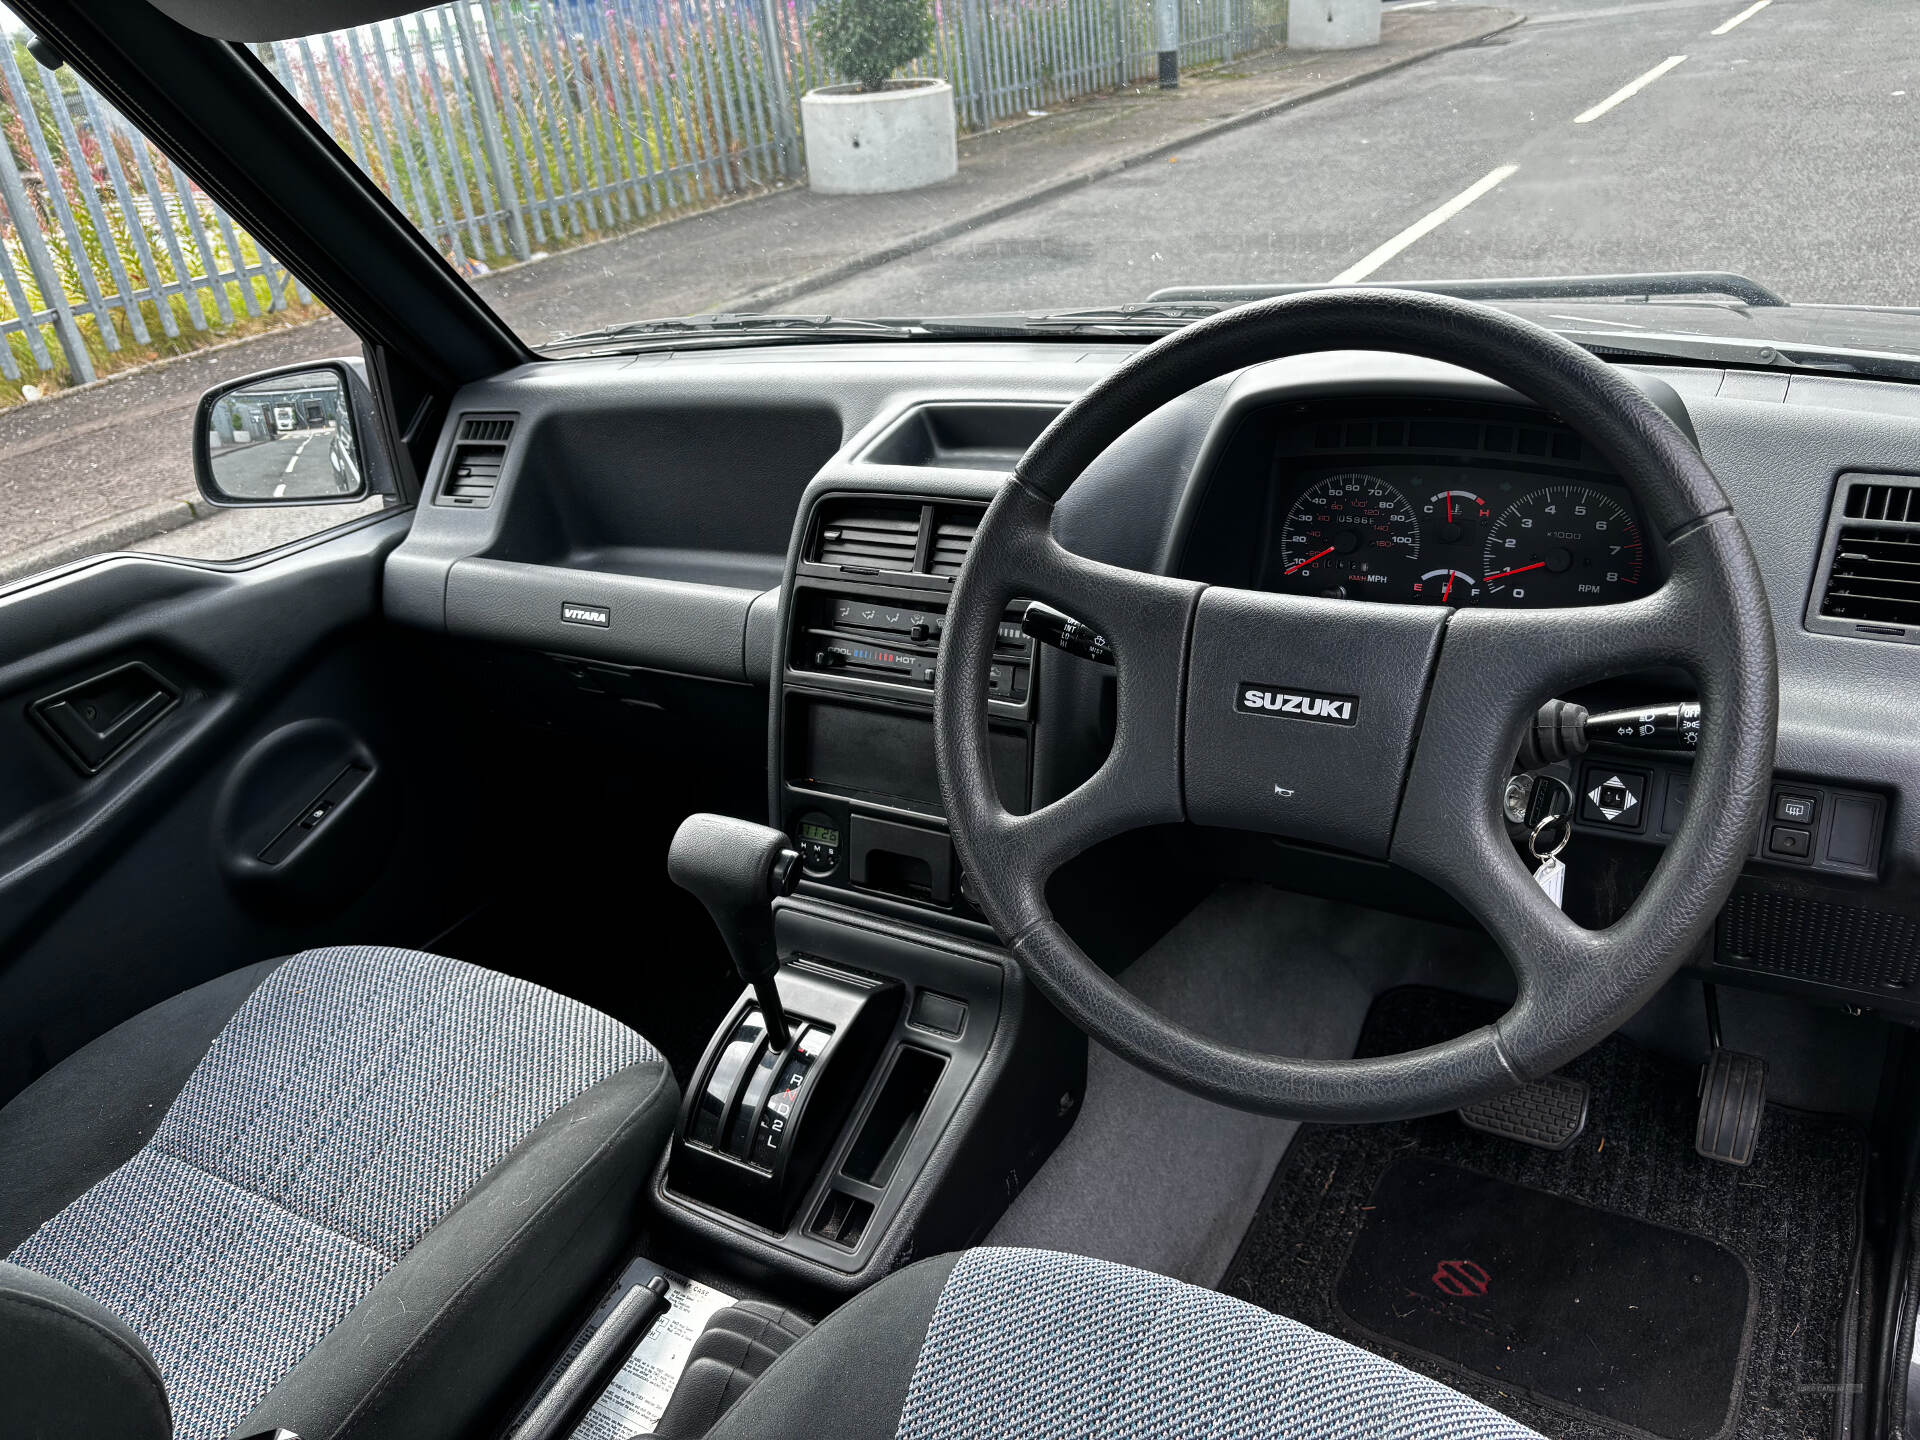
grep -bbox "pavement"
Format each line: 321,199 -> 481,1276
0,4 -> 1515,581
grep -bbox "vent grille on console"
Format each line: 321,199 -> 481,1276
927,509 -> 980,577
437,415 -> 516,507
813,500 -> 922,571
1819,526 -> 1920,627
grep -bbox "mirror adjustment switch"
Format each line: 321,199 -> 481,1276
1579,766 -> 1648,829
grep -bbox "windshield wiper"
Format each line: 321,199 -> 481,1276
1555,327 -> 1920,384
916,301 -> 1229,335
1147,272 -> 1790,309
541,312 -> 929,353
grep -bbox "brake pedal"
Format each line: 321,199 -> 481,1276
1459,1074 -> 1589,1150
1696,1048 -> 1767,1166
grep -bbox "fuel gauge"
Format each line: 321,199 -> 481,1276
1412,568 -> 1481,606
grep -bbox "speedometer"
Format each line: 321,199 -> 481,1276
1277,473 -> 1421,596
1481,485 -> 1644,606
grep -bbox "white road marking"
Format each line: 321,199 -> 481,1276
1574,55 -> 1688,123
1330,164 -> 1520,284
1386,2 -> 1437,10
273,483 -> 287,498
283,435 -> 313,475
1711,0 -> 1770,34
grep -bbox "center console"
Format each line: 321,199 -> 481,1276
776,492 -> 1037,923
651,464 -> 1088,1297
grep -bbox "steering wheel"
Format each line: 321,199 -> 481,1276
934,290 -> 1776,1121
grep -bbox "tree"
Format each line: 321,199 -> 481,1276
808,0 -> 936,93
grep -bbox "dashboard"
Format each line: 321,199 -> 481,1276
383,342 -> 1920,1027
1182,400 -> 1654,607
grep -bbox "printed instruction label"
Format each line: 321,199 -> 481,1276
568,1264 -> 736,1440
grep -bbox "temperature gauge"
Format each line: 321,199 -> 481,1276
1422,489 -> 1490,546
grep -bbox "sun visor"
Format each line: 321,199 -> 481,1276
141,0 -> 419,41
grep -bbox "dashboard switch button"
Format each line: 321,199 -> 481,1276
1768,825 -> 1812,858
1773,793 -> 1817,825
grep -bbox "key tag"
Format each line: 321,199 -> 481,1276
1529,811 -> 1571,908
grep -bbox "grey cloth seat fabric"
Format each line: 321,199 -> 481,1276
0,946 -> 679,1440
708,1247 -> 1546,1440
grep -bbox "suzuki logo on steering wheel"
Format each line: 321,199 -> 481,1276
1237,682 -> 1360,725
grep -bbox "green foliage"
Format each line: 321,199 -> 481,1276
808,0 -> 936,93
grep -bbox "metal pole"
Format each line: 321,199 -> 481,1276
38,61 -> 151,345
75,77 -> 176,338
1154,0 -> 1179,85
0,131 -> 92,382
452,0 -> 531,259
0,42 -> 117,351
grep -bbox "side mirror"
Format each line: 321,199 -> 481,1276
194,360 -> 384,508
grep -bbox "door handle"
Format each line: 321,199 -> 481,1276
31,662 -> 182,774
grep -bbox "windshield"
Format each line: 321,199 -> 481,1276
174,0 -> 1920,359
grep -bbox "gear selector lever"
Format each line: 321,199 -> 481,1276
669,814 -> 801,1047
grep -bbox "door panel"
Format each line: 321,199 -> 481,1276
0,515 -> 477,1104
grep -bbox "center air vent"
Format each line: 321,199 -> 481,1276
436,414 -> 517,508
813,500 -> 921,572
808,498 -> 988,578
1810,475 -> 1920,642
928,508 -> 980,577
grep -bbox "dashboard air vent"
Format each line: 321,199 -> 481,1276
437,415 -> 516,508
813,500 -> 921,572
460,416 -> 515,444
1818,526 -> 1920,627
927,508 -> 981,577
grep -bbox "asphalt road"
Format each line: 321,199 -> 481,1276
4,0 -> 1914,572
807,0 -> 1920,312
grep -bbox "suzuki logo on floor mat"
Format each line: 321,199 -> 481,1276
1236,683 -> 1358,725
1431,1259 -> 1491,1297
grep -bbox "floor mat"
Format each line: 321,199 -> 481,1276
1224,987 -> 1868,1440
1338,1157 -> 1749,1440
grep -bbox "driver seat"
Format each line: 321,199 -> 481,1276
709,1247 -> 1544,1440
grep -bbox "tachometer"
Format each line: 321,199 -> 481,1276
1481,485 -> 1644,606
1277,473 -> 1421,596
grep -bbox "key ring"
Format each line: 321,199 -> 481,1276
1527,776 -> 1575,862
1530,812 -> 1571,862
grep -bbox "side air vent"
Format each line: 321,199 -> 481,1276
1819,527 -> 1920,626
437,415 -> 516,507
927,508 -> 981,577
1845,480 -> 1920,523
812,500 -> 921,572
459,416 -> 515,444
1809,475 -> 1920,643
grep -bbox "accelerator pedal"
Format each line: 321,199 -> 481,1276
1459,1074 -> 1589,1151
1696,1049 -> 1768,1166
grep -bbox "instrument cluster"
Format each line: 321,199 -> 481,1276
1258,410 -> 1650,608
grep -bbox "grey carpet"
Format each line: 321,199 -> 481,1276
987,882 -> 1502,1285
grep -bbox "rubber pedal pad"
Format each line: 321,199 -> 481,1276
1696,1048 -> 1768,1167
1459,1073 -> 1590,1150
